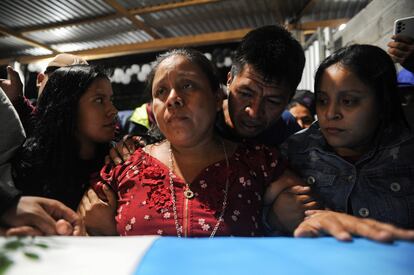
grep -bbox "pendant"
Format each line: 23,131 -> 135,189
184,189 -> 195,199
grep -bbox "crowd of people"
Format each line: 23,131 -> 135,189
0,24 -> 414,242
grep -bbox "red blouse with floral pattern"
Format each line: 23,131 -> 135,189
93,142 -> 287,237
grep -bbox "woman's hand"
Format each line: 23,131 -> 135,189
106,135 -> 142,165
77,186 -> 118,236
294,210 -> 414,243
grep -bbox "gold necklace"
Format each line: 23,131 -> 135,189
168,140 -> 229,237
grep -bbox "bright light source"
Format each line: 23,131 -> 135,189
338,23 -> 347,31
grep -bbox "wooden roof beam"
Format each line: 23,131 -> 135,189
288,18 -> 349,31
0,26 -> 58,54
18,0 -> 220,35
2,28 -> 251,65
294,0 -> 318,23
129,0 -> 221,15
104,0 -> 160,39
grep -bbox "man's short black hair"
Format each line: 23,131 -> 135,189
231,25 -> 305,92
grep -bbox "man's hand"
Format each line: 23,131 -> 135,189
5,219 -> 76,236
0,66 -> 24,104
77,186 -> 117,236
294,210 -> 414,243
1,196 -> 84,236
387,34 -> 414,72
268,185 -> 320,233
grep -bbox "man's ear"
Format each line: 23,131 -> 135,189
226,71 -> 233,86
36,72 -> 45,88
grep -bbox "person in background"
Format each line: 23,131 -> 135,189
280,44 -> 414,230
388,32 -> 414,129
397,68 -> 414,128
0,53 -> 88,133
13,65 -> 117,211
119,102 -> 156,136
287,90 -> 315,129
0,87 -> 83,236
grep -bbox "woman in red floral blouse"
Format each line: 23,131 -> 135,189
88,49 -> 306,237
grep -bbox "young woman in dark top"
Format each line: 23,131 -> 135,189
13,65 -> 117,210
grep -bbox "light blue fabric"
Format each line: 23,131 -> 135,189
134,237 -> 414,275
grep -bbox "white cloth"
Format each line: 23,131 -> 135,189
1,236 -> 158,275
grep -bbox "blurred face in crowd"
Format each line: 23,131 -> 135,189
36,71 -> 51,97
77,77 -> 118,146
151,54 -> 222,147
226,64 -> 292,138
288,103 -> 314,129
316,64 -> 380,157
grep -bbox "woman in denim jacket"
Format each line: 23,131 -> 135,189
282,44 -> 414,229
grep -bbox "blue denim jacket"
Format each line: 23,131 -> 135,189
281,122 -> 414,229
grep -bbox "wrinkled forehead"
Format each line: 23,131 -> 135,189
158,54 -> 187,69
236,63 -> 292,90
154,54 -> 209,83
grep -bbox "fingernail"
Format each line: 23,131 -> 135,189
338,232 -> 352,241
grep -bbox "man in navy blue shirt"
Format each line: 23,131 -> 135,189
216,25 -> 303,146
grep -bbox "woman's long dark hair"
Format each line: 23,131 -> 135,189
314,44 -> 409,130
14,65 -> 110,209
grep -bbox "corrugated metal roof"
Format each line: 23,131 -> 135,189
0,0 -> 115,29
302,0 -> 370,21
140,0 -> 286,37
0,0 -> 372,64
51,30 -> 153,52
25,17 -> 137,44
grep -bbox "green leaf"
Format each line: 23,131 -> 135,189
34,243 -> 48,249
4,240 -> 24,251
0,254 -> 13,275
23,252 -> 40,260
